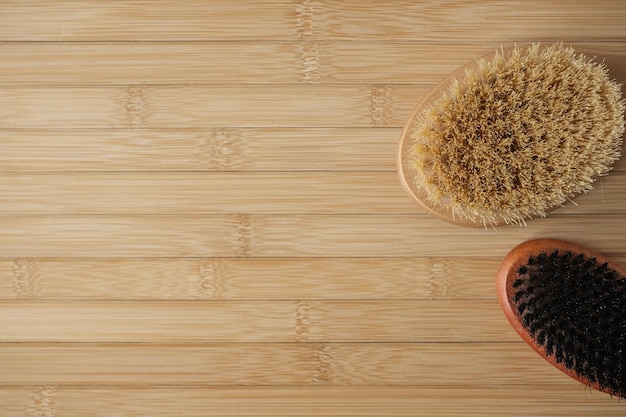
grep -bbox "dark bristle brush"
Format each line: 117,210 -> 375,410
497,239 -> 626,398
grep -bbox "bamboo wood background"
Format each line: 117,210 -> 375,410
1,1 -> 625,415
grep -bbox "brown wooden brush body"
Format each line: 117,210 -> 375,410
496,238 -> 626,397
398,46 -> 626,227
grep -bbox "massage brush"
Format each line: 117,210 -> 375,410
398,43 -> 625,227
497,239 -> 626,398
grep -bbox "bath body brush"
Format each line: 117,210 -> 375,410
398,44 -> 625,227
497,238 -> 626,398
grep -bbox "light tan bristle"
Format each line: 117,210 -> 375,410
409,43 -> 625,225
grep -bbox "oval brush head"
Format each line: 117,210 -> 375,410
398,44 -> 625,227
497,238 -> 626,398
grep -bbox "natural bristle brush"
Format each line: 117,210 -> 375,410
497,239 -> 626,398
398,43 -> 625,227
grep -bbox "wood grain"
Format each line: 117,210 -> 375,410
0,85 -> 424,128
1,128 -> 625,173
0,214 -> 625,258
249,214 -> 626,258
0,215 -> 250,257
4,254 -> 626,301
0,172 -> 413,214
1,0 -> 624,42
2,41 -> 624,86
0,300 -> 512,343
0,128 -> 398,172
0,342 -> 570,385
0,256 -> 505,300
0,214 -> 619,258
0,171 -> 625,215
2,385 -> 625,417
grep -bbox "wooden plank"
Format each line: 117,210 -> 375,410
321,41 -> 626,84
299,300 -> 511,342
313,1 -> 626,42
0,257 -> 506,301
0,172 -> 414,215
0,215 -> 250,258
250,214 -> 626,258
1,1 -> 624,42
0,128 -> 624,173
0,85 -> 424,128
2,41 -> 624,85
0,42 -> 306,85
1,214 -> 626,258
0,128 -> 399,172
0,0 -> 296,41
0,342 -> 568,386
0,300 -> 512,343
1,385 -> 622,417
0,301 -> 296,343
0,171 -> 623,215
6,253 -> 624,301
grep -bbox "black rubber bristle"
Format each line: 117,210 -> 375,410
512,250 -> 626,398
